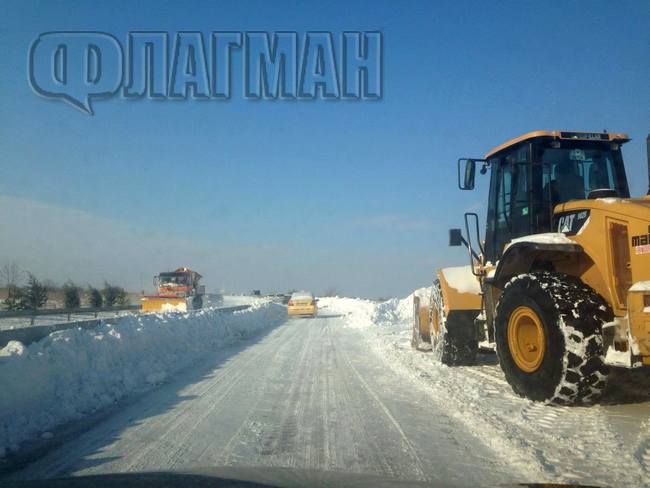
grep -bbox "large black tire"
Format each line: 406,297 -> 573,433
411,295 -> 431,351
192,295 -> 203,310
430,281 -> 478,366
495,271 -> 612,405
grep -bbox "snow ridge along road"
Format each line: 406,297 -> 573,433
0,301 -> 285,456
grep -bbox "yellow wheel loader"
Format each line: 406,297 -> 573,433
413,131 -> 650,405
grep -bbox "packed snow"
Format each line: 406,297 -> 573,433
598,197 -> 622,204
160,302 -> 187,312
507,232 -> 575,248
290,291 -> 314,300
321,292 -> 650,487
440,265 -> 481,294
630,281 -> 650,292
0,302 -> 286,456
605,346 -> 632,367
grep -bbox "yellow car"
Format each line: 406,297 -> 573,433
287,291 -> 317,317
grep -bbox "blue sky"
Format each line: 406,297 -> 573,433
0,0 -> 648,297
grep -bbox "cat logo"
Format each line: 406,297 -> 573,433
555,210 -> 590,236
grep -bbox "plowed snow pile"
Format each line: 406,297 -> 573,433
320,292 -> 650,487
0,303 -> 286,456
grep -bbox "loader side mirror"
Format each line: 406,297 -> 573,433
458,159 -> 476,190
449,228 -> 464,246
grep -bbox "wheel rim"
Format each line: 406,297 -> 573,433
507,306 -> 546,373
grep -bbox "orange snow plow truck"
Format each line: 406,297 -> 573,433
413,131 -> 650,405
141,267 -> 205,313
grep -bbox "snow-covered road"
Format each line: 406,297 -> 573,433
5,313 -> 524,486
3,297 -> 649,487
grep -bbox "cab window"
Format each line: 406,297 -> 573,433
540,146 -> 625,206
485,145 -> 530,261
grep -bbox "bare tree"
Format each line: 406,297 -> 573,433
0,262 -> 22,288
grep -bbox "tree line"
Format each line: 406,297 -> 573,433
1,262 -> 129,311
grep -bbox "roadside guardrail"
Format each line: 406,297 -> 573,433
0,304 -> 251,348
0,304 -> 141,324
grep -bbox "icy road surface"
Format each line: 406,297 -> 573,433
7,314 -> 523,486
4,296 -> 650,487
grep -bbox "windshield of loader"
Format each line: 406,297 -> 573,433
540,144 -> 629,206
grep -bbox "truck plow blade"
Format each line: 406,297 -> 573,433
141,297 -> 188,313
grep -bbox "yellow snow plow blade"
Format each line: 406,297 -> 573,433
141,296 -> 188,313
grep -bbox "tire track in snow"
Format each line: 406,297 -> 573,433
363,339 -> 550,482
330,324 -> 515,486
333,332 -> 428,482
329,336 -> 409,479
218,317 -> 493,483
361,327 -> 649,486
254,321 -> 316,464
159,324 -> 308,470
121,327 -> 289,472
461,363 -> 649,485
204,322 -> 308,466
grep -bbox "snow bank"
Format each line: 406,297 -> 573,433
220,295 -> 269,307
0,302 -> 286,455
321,286 -> 430,331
